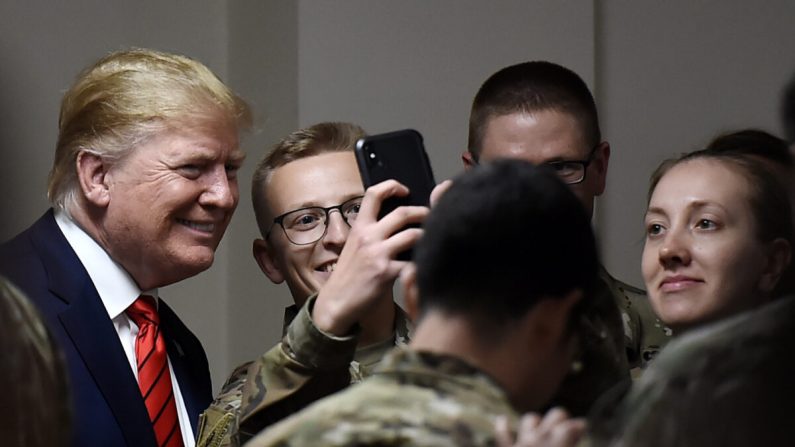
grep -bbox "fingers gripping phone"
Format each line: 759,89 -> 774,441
355,129 -> 436,260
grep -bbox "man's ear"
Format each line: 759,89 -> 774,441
590,141 -> 611,196
252,238 -> 285,284
527,289 -> 583,346
400,263 -> 420,321
76,151 -> 111,207
759,238 -> 792,293
462,151 -> 478,171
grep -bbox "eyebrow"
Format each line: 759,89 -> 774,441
646,200 -> 729,218
540,150 -> 591,164
285,193 -> 364,212
644,206 -> 667,218
228,150 -> 246,164
179,147 -> 246,164
688,200 -> 727,211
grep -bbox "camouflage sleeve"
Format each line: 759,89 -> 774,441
599,269 -> 671,371
236,295 -> 358,444
619,284 -> 671,370
242,352 -> 521,447
196,361 -> 253,447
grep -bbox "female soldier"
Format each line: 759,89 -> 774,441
588,145 -> 795,446
641,149 -> 792,333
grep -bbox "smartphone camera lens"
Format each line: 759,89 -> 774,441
365,146 -> 379,168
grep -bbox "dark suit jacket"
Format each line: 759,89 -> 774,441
0,210 -> 212,446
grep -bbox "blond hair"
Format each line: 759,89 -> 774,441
48,48 -> 251,213
251,122 -> 366,236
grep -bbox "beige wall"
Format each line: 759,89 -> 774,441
294,0 -> 595,181
597,1 -> 795,286
1,0 -> 794,391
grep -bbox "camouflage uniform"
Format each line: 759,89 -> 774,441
586,295 -> 795,447
548,267 -> 670,416
599,267 -> 671,371
197,295 -> 411,447
243,348 -> 519,447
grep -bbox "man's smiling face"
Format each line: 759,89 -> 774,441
254,151 -> 364,306
100,125 -> 243,289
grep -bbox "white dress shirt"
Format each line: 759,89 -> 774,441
56,211 -> 196,447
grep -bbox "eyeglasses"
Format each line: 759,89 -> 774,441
266,196 -> 363,245
472,145 -> 599,185
542,145 -> 599,185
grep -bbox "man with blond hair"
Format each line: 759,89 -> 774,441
0,48 -> 251,447
197,122 -> 428,446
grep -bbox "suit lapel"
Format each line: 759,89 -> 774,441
160,300 -> 213,434
33,212 -> 157,447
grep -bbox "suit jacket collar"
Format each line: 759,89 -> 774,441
32,210 -> 210,437
32,210 -> 158,446
160,300 -> 213,428
54,210 -> 144,319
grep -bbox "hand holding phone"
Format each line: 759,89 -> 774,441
313,179 -> 428,334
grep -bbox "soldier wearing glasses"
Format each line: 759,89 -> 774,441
197,122 -> 428,447
462,61 -> 671,416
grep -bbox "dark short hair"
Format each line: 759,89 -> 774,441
468,61 -> 600,159
782,73 -> 795,143
414,159 -> 598,326
705,129 -> 792,167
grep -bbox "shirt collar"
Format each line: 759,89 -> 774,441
55,210 -> 158,319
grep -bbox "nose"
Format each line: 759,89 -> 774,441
321,210 -> 349,250
200,168 -> 238,210
658,230 -> 691,268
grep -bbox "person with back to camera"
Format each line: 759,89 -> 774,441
587,144 -> 794,447
0,275 -> 70,447
0,48 -> 251,447
244,159 -> 599,447
463,61 -> 671,415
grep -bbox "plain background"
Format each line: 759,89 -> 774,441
2,0 -> 794,391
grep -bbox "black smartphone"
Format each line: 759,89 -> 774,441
355,129 -> 436,260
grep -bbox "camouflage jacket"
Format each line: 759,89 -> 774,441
586,295 -> 795,447
197,295 -> 412,447
601,267 -> 671,371
244,348 -> 519,447
547,267 -> 671,416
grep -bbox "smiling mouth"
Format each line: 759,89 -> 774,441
660,278 -> 702,292
177,218 -> 215,233
316,262 -> 337,273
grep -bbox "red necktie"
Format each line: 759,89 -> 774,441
127,295 -> 184,447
